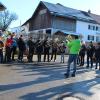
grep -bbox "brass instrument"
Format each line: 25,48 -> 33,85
66,35 -> 73,42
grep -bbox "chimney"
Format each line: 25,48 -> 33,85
88,10 -> 91,14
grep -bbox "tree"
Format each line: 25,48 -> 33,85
0,10 -> 18,31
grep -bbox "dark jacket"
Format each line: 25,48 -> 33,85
44,42 -> 50,53
95,45 -> 100,58
27,40 -> 35,52
0,40 -> 4,50
79,44 -> 86,56
17,38 -> 26,51
86,45 -> 95,57
59,44 -> 66,53
36,42 -> 43,53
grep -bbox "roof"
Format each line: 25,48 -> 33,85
89,13 -> 100,24
0,2 -> 6,11
23,1 -> 100,25
42,1 -> 96,23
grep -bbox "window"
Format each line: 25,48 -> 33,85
88,25 -> 90,29
96,26 -> 98,31
88,25 -> 95,30
88,35 -> 94,41
96,36 -> 100,42
88,25 -> 100,31
39,9 -> 47,15
95,26 -> 100,31
98,27 -> 100,31
93,26 -> 95,30
96,34 -> 100,42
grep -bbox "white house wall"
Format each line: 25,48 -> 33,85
76,20 -> 100,42
21,23 -> 29,33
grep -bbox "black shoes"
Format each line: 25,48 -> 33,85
71,73 -> 75,77
64,73 -> 69,78
86,66 -> 89,68
64,73 -> 75,78
95,67 -> 100,70
95,67 -> 97,69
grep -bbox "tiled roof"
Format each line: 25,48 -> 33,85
42,1 -> 97,23
89,13 -> 100,24
23,1 -> 100,25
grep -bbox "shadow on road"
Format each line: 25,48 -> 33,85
19,71 -> 100,100
0,63 -> 100,100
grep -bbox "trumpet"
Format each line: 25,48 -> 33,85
66,35 -> 73,42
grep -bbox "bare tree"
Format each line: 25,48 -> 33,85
0,10 -> 18,31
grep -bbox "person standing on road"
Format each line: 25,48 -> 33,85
64,35 -> 81,78
86,41 -> 95,68
17,35 -> 26,62
94,42 -> 100,70
43,40 -> 50,62
50,41 -> 58,62
4,35 -> 13,63
27,37 -> 35,62
59,41 -> 66,63
36,40 -> 43,62
0,37 -> 4,63
11,36 -> 17,61
78,42 -> 86,66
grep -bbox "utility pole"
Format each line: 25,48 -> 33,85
20,20 -> 21,33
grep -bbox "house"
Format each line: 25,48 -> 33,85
10,26 -> 29,40
0,2 -> 6,11
22,1 -> 100,42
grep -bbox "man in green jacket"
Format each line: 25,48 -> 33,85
64,35 -> 81,78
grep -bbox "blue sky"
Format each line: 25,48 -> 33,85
1,0 -> 100,28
